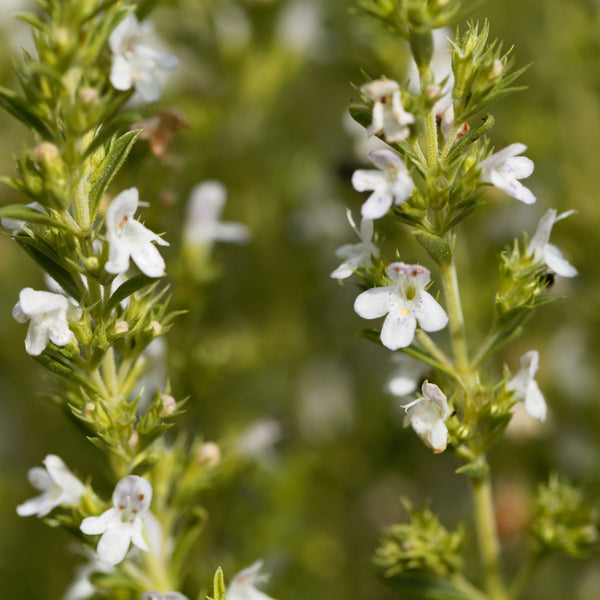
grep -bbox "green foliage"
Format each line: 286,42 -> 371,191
532,475 -> 599,558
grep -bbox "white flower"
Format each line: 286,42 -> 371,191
351,149 -> 414,220
183,181 -> 251,248
507,350 -> 547,422
105,188 -> 169,277
527,208 -> 577,278
228,560 -> 277,600
479,143 -> 536,204
13,287 -> 74,356
141,593 -> 188,600
354,262 -> 448,350
331,209 -> 379,279
403,381 -> 451,453
17,455 -> 85,517
63,547 -> 113,600
386,354 -> 430,397
80,475 -> 152,566
109,14 -> 178,102
361,78 -> 415,143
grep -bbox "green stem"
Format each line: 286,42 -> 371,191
439,253 -> 470,378
471,464 -> 508,600
425,108 -> 438,169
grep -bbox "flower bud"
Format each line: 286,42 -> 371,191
160,394 -> 176,416
198,441 -> 221,468
34,142 -> 60,166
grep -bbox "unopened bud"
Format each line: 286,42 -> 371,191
148,321 -> 161,337
79,87 -> 100,105
84,402 -> 95,420
490,59 -> 503,78
113,320 -> 129,335
128,430 -> 139,451
83,255 -> 100,273
160,394 -> 176,416
425,84 -> 442,100
198,441 -> 221,467
34,141 -> 60,166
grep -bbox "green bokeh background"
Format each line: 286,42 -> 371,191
0,0 -> 599,598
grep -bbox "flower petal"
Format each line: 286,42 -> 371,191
96,526 -> 131,565
80,509 -> 116,536
544,244 -> 577,278
354,286 -> 393,319
131,242 -> 167,277
351,169 -> 383,193
413,291 -> 449,332
524,380 -> 547,422
380,311 -> 417,350
360,188 -> 393,219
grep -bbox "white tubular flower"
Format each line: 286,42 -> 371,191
63,547 -> 114,600
17,455 -> 85,517
527,208 -> 577,278
109,14 -> 178,102
105,188 -> 169,278
12,287 -> 74,356
386,354 -> 430,397
403,381 -> 451,453
507,350 -> 547,422
331,209 -> 379,279
361,78 -> 415,143
354,262 -> 448,350
352,149 -> 414,220
80,475 -> 152,566
183,181 -> 251,248
479,143 -> 536,204
141,593 -> 188,600
228,560 -> 277,600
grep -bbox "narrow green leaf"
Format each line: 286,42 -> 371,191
33,354 -> 97,394
0,204 -> 72,230
0,86 -> 54,139
13,11 -> 48,33
88,129 -> 142,217
16,236 -> 82,301
447,114 -> 495,163
105,273 -> 156,315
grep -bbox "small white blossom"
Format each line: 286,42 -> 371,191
507,350 -> 547,422
228,560 -> 277,600
80,475 -> 152,566
403,381 -> 451,453
479,143 -> 536,204
17,455 -> 85,517
109,14 -> 178,102
183,181 -> 251,248
351,149 -> 414,220
354,262 -> 448,350
361,78 -> 415,143
105,188 -> 169,278
331,209 -> 379,279
63,547 -> 114,600
386,354 -> 430,397
527,208 -> 577,278
141,593 -> 188,600
13,287 -> 74,356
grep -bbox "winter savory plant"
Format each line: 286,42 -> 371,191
332,0 -> 597,598
1,1 -> 268,599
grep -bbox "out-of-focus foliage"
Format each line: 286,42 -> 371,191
0,0 -> 599,599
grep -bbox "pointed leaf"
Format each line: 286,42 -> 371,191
88,129 -> 142,216
16,236 -> 82,301
105,273 -> 156,315
0,86 -> 54,139
33,354 -> 98,394
0,204 -> 72,230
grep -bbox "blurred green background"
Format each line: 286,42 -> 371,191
1,0 -> 599,598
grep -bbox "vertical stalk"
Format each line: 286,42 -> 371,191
439,254 -> 470,377
471,466 -> 508,600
